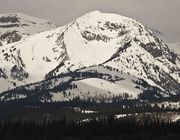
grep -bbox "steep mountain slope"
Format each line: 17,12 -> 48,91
0,11 -> 180,102
0,13 -> 56,46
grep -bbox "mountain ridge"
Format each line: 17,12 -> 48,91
0,13 -> 57,46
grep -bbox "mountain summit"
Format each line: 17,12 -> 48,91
0,11 -> 180,102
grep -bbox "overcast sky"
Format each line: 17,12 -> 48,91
0,0 -> 179,43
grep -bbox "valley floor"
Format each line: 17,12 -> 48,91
0,102 -> 180,140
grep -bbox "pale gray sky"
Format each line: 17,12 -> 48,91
0,0 -> 179,42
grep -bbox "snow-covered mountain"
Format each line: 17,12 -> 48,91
0,13 -> 56,46
0,11 -> 180,102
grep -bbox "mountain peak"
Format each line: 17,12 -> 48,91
86,10 -> 101,15
73,10 -> 137,32
82,10 -> 132,21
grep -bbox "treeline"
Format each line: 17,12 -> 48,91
0,116 -> 180,140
